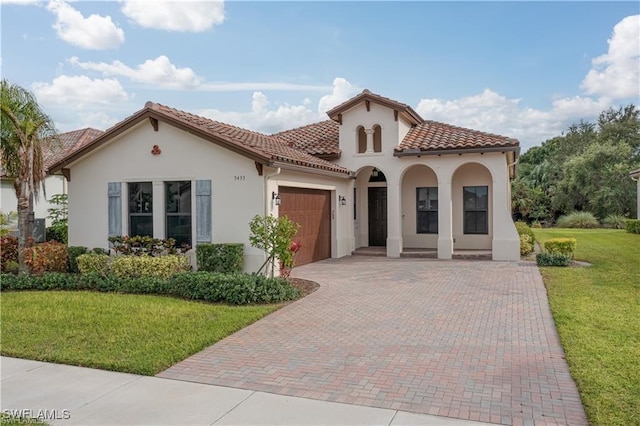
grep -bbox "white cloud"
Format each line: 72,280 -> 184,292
0,0 -> 40,4
70,56 -> 203,89
121,0 -> 225,32
581,15 -> 640,99
200,92 -> 319,135
32,75 -> 130,107
416,89 -> 613,150
317,77 -> 356,114
47,0 -> 125,50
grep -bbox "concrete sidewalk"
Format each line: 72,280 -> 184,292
1,357 -> 494,426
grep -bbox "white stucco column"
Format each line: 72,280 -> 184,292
437,179 -> 453,259
386,175 -> 402,257
152,181 -> 164,239
365,128 -> 375,153
491,170 -> 520,261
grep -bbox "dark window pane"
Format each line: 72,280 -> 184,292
464,211 -> 488,234
428,211 -> 438,233
167,215 -> 192,247
417,187 -> 438,234
165,181 -> 192,214
130,215 -> 153,237
129,182 -> 152,214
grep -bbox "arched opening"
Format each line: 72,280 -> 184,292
451,163 -> 492,250
353,166 -> 388,248
373,124 -> 382,152
400,164 -> 438,252
357,126 -> 367,154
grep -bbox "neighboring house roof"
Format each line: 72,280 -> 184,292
326,89 -> 424,126
0,127 -> 103,178
273,120 -> 340,158
396,120 -> 519,154
48,102 -> 349,177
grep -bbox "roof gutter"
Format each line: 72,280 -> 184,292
393,146 -> 520,157
268,161 -> 352,179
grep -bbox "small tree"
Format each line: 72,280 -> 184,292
249,214 -> 300,277
46,193 -> 68,243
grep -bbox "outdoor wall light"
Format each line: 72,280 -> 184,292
371,167 -> 379,177
272,191 -> 282,206
338,195 -> 347,206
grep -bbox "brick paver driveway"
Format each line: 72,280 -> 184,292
159,258 -> 586,425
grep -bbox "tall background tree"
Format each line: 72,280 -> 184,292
1,79 -> 58,272
513,104 -> 640,223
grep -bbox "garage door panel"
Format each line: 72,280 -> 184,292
279,187 -> 331,266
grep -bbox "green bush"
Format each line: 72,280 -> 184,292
77,253 -> 111,276
556,211 -> 599,228
544,238 -> 577,259
196,243 -> 244,273
110,255 -> 191,279
531,221 -> 543,229
514,221 -> 536,256
67,246 -> 88,273
92,247 -> 109,255
22,241 -> 68,275
625,219 -> 640,234
0,271 -> 299,305
602,214 -> 627,229
108,235 -> 186,256
536,252 -> 572,267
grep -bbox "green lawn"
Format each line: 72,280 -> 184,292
0,414 -> 48,426
534,228 -> 639,426
0,291 -> 278,375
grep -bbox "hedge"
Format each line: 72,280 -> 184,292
543,238 -> 577,259
536,252 -> 572,267
110,255 -> 191,279
196,243 -> 244,273
626,219 -> 640,234
0,271 -> 299,305
514,221 -> 535,256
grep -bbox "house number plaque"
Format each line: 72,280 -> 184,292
234,175 -> 246,181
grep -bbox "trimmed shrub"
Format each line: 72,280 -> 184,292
1,235 -> 19,272
45,224 -> 67,244
625,219 -> 640,234
556,211 -> 599,229
110,255 -> 191,279
514,221 -> 536,256
602,214 -> 627,229
108,235 -> 186,256
67,246 -> 88,273
544,238 -> 577,259
531,221 -> 543,229
92,247 -> 109,255
196,243 -> 244,273
77,253 -> 111,276
22,241 -> 68,275
0,271 -> 299,305
536,252 -> 572,267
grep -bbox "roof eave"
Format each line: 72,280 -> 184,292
394,145 -> 520,157
269,160 -> 351,179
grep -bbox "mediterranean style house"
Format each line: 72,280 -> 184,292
48,90 -> 521,271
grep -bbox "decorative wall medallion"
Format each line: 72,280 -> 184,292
151,145 -> 161,155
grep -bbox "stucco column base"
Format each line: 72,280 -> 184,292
337,236 -> 356,258
492,238 -> 520,261
437,238 -> 453,260
386,238 -> 402,257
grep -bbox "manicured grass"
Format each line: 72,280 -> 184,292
0,414 -> 48,425
0,291 -> 278,375
534,229 -> 639,426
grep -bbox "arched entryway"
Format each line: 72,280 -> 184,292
451,162 -> 493,251
400,164 -> 439,252
353,166 -> 388,248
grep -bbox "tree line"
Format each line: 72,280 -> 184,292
512,104 -> 640,223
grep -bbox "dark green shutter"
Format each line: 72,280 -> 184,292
196,180 -> 212,243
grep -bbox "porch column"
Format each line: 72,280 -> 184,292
491,166 -> 520,261
386,175 -> 402,257
437,179 -> 453,259
365,128 -> 375,153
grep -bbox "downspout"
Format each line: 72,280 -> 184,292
264,167 -> 281,216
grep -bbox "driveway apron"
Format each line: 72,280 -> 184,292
158,258 -> 587,426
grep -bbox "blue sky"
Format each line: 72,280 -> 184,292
1,1 -> 639,150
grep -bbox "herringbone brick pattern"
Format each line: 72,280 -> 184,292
158,258 -> 586,426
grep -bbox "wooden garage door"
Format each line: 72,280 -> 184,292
279,187 -> 331,266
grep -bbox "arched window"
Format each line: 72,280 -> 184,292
373,124 -> 382,152
357,126 -> 367,153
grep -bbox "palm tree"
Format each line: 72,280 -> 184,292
1,79 -> 58,273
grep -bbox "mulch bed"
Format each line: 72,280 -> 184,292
288,277 -> 320,298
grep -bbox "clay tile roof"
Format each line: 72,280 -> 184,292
148,103 -> 349,175
273,120 -> 340,157
326,89 -> 424,125
398,120 -> 519,152
1,128 -> 103,177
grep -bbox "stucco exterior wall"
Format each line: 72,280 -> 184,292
1,175 -> 66,226
66,120 -> 267,272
